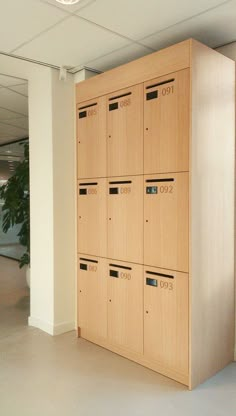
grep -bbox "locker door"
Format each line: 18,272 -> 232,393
107,84 -> 143,176
144,172 -> 188,272
144,69 -> 189,174
77,97 -> 106,178
78,179 -> 107,257
144,267 -> 188,376
108,176 -> 143,263
108,261 -> 143,354
78,255 -> 107,340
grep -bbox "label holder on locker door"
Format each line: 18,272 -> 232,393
145,178 -> 174,194
78,102 -> 97,119
145,270 -> 174,287
145,78 -> 175,101
108,92 -> 132,111
109,180 -> 132,194
109,263 -> 132,279
79,257 -> 98,271
79,182 -> 98,195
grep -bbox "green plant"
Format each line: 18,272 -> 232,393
0,142 -> 30,268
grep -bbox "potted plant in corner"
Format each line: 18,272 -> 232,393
0,141 -> 30,284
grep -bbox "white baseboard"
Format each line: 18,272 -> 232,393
28,316 -> 75,336
53,321 -> 75,336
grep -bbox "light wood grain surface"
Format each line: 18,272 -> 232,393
107,84 -> 143,176
144,172 -> 189,272
77,96 -> 106,179
144,69 -> 189,174
189,39 -> 235,389
76,40 -> 190,103
77,178 -> 107,258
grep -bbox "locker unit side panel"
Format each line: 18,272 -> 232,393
190,40 -> 235,389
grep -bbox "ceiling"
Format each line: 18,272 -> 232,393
0,0 -> 235,73
0,74 -> 28,145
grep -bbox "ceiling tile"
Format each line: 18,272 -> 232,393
0,0 -> 67,52
0,137 -> 20,145
42,0 -> 97,13
0,74 -> 27,87
0,108 -> 23,120
8,84 -> 28,97
0,118 -> 29,131
141,1 -> 236,50
86,44 -> 151,72
0,123 -> 28,139
0,90 -> 28,116
77,0 -> 226,40
14,16 -> 131,67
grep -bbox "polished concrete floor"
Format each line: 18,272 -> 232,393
0,257 -> 236,416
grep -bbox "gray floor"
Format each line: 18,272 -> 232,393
0,257 -> 236,416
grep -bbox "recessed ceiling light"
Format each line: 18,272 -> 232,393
55,0 -> 80,4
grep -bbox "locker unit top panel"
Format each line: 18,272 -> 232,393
76,39 -> 191,103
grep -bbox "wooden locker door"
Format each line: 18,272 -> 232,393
77,97 -> 106,179
107,176 -> 143,264
144,172 -> 188,272
107,84 -> 143,176
78,255 -> 107,340
108,261 -> 143,354
78,179 -> 107,257
144,69 -> 189,174
144,267 -> 188,377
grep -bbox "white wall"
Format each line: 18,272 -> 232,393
0,55 -> 76,335
216,43 -> 236,360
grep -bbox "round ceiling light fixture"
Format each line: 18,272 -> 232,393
56,0 -> 80,4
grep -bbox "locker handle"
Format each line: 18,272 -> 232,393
109,180 -> 132,185
109,92 -> 132,101
109,263 -> 132,271
79,257 -> 98,264
146,271 -> 174,279
79,182 -> 98,186
79,102 -> 97,110
146,78 -> 175,90
146,178 -> 174,183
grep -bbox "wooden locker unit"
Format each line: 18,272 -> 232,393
76,39 -> 235,389
144,266 -> 188,378
77,96 -> 106,179
144,69 -> 189,174
108,260 -> 143,354
78,255 -> 107,340
77,179 -> 107,258
107,84 -> 143,176
144,172 -> 189,272
107,176 -> 143,264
